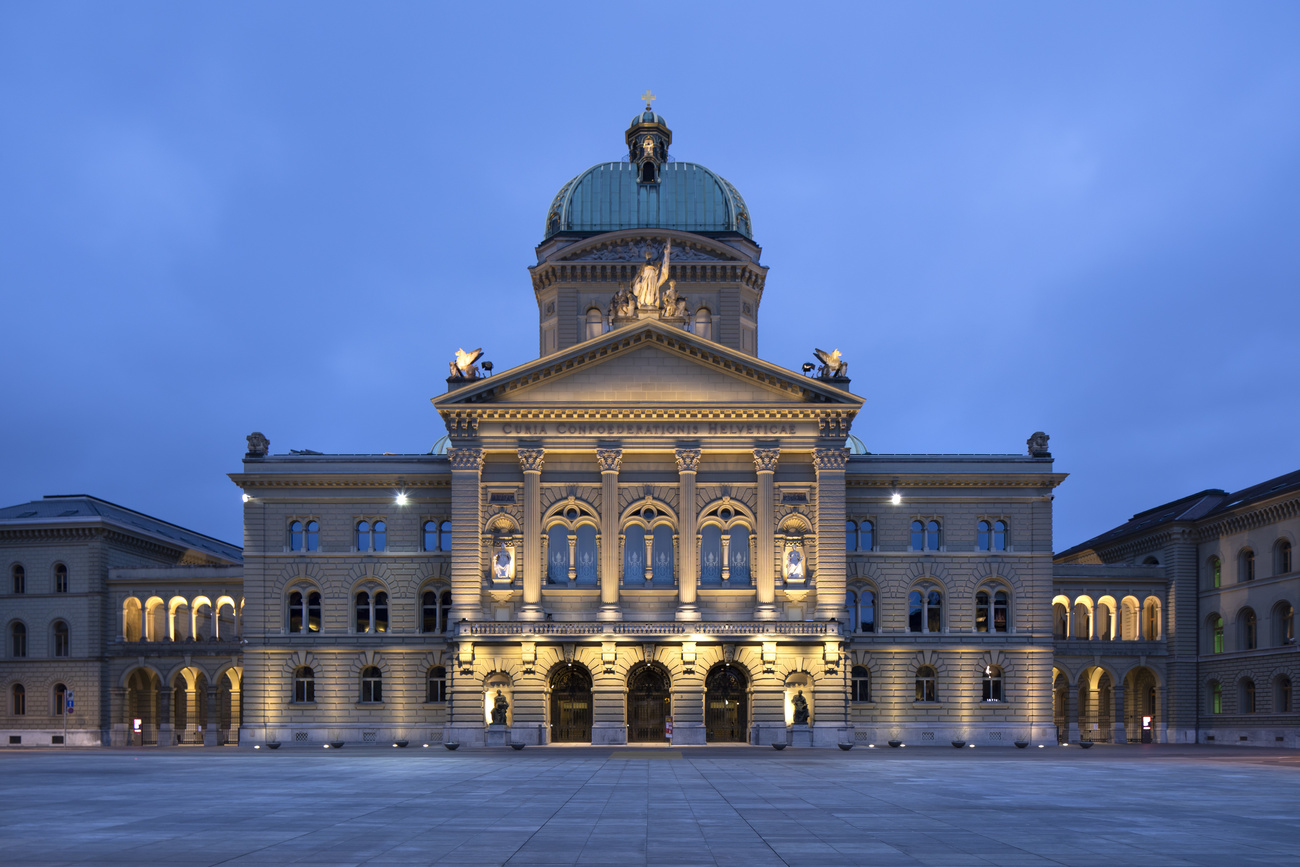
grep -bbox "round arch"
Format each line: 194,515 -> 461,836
704,661 -> 749,743
626,661 -> 672,742
548,662 -> 593,743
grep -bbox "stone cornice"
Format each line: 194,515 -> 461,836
458,620 -> 842,639
230,475 -> 451,488
1195,495 -> 1300,543
847,477 -> 1066,490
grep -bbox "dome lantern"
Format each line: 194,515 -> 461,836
626,91 -> 671,184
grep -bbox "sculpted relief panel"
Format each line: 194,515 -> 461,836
559,238 -> 735,263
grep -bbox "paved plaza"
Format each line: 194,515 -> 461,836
3,744 -> 1300,866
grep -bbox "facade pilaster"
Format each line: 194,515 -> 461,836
596,449 -> 623,620
753,448 -> 780,620
518,448 -> 545,621
675,449 -> 701,621
812,448 -> 849,620
448,447 -> 486,622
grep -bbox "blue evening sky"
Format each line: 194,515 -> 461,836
2,2 -> 1298,551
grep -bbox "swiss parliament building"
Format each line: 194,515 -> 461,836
3,104 -> 1298,750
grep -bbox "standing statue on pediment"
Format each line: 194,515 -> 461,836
660,280 -> 681,318
631,239 -> 671,308
611,285 -> 638,320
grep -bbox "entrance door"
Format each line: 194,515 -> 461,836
627,663 -> 670,742
550,665 -> 593,743
705,664 -> 748,742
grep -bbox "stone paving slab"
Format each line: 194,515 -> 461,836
2,744 -> 1300,866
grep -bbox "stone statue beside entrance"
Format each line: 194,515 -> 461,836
491,689 -> 509,725
791,690 -> 809,725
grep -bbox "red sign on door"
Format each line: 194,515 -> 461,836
665,715 -> 673,738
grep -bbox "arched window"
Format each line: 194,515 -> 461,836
993,520 -> 1008,551
53,683 -> 66,716
978,520 -> 992,551
910,521 -> 922,550
1276,540 -> 1293,576
1240,679 -> 1256,713
10,622 -> 26,657
908,586 -> 943,633
575,524 -> 599,584
1142,598 -> 1160,641
694,307 -> 712,341
1210,614 -> 1224,653
548,525 -> 571,583
698,525 -> 722,585
123,598 -> 142,642
12,683 -> 25,715
860,520 -> 874,552
858,589 -> 875,633
423,521 -> 438,552
1209,556 -> 1221,588
585,307 -> 603,340
651,525 -> 673,585
1053,602 -> 1068,639
354,589 -> 388,633
360,666 -> 382,703
293,666 -> 315,703
12,565 -> 24,594
1073,601 -> 1092,640
52,621 -> 69,657
1240,548 -> 1255,582
439,590 -> 452,633
287,588 -> 322,633
976,587 -> 1009,633
845,589 -> 856,627
1275,675 -> 1292,713
845,520 -> 858,551
421,591 -> 438,633
1275,602 -> 1295,646
427,666 -> 447,703
439,520 -> 452,551
911,521 -> 941,551
915,666 -> 937,702
305,521 -> 318,551
290,521 -> 303,551
851,666 -> 871,702
356,520 -> 386,552
1239,608 -> 1257,650
54,563 -> 67,593
1209,681 -> 1222,714
982,665 -> 1003,702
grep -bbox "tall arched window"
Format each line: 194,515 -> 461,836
1239,608 -> 1257,651
1210,614 -> 1224,653
858,588 -> 875,633
976,587 -> 1009,633
54,563 -> 67,593
982,665 -> 1003,702
10,622 -> 26,657
52,621 -> 69,657
293,666 -> 315,703
357,521 -> 386,552
422,591 -> 438,633
1275,602 -> 1295,646
289,520 -> 319,551
585,307 -> 603,340
1053,602 -> 1068,639
11,683 -> 24,715
1209,680 -> 1222,714
360,666 -> 382,703
1276,675 -> 1292,713
860,520 -> 874,552
845,521 -> 857,551
54,683 -> 67,716
699,525 -> 722,585
1276,540 -> 1293,576
915,666 -> 937,702
1209,556 -> 1221,588
694,307 -> 712,340
728,526 -> 751,585
287,588 -> 322,633
1240,679 -> 1256,713
576,525 -> 599,584
427,666 -> 447,703
439,520 -> 452,551
12,565 -> 24,594
851,666 -> 871,702
439,590 -> 452,632
1240,549 -> 1255,582
908,586 -> 942,633
548,525 -> 571,583
1142,598 -> 1161,640
123,598 -> 142,642
1074,601 -> 1092,640
354,589 -> 389,633
993,520 -> 1007,551
423,521 -> 438,552
650,525 -> 673,585
911,521 -> 941,551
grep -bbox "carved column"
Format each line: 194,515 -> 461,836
812,448 -> 849,620
753,448 -> 780,620
518,449 -> 545,621
597,449 -> 622,620
449,448 -> 486,623
675,449 -> 702,621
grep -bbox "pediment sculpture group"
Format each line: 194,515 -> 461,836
611,240 -> 688,321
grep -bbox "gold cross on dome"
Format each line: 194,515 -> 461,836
641,90 -> 656,110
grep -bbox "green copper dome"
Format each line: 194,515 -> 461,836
544,110 -> 752,240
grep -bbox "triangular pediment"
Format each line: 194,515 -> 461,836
432,320 -> 861,411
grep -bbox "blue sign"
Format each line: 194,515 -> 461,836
65,690 -> 73,713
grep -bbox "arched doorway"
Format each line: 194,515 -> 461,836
1052,669 -> 1068,743
550,664 -> 593,743
705,664 -> 748,742
627,663 -> 671,742
125,668 -> 159,745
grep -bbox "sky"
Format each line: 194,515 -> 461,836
2,2 -> 1298,552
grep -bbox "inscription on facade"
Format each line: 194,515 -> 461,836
497,422 -> 802,436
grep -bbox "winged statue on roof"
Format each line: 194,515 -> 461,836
449,347 -> 483,379
814,348 -> 847,379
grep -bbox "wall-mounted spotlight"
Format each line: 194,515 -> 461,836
396,491 -> 409,506
890,479 -> 901,505
242,493 -> 250,503
482,361 -> 493,376
801,362 -> 815,376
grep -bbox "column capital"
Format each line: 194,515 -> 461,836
812,447 -> 849,472
675,448 -> 702,473
595,448 -> 623,473
448,447 -> 485,471
753,448 -> 781,473
517,448 -> 546,473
